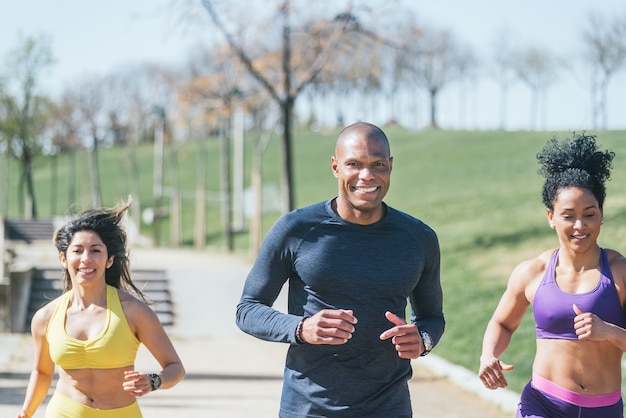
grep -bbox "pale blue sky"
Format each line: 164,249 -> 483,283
1,0 -> 625,130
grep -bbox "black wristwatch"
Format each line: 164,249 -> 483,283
420,331 -> 433,357
149,373 -> 162,391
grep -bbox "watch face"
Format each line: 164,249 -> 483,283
151,374 -> 162,390
420,332 -> 433,352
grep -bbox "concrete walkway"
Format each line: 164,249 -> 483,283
0,247 -> 518,417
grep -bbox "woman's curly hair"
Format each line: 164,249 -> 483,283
537,133 -> 614,211
53,198 -> 148,302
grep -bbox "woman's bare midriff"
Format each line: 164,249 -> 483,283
55,365 -> 136,409
534,339 -> 622,395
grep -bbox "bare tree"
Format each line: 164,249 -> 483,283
102,74 -> 133,149
329,23 -> 387,123
454,49 -> 479,130
48,95 -> 82,212
511,46 -> 560,131
66,77 -> 107,208
147,67 -> 179,246
0,34 -> 54,218
201,0 -> 358,212
582,12 -> 626,130
101,68 -> 143,207
491,29 -> 517,131
100,64 -> 171,230
178,45 -> 250,251
315,9 -> 420,128
402,26 -> 474,129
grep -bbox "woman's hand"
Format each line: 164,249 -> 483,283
573,304 -> 611,341
122,371 -> 153,397
479,355 -> 514,390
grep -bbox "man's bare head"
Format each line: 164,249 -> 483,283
331,122 -> 392,224
335,122 -> 390,157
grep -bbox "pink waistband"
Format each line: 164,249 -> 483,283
532,373 -> 621,408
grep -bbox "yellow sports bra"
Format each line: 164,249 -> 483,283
46,285 -> 140,369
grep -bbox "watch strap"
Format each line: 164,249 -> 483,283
420,331 -> 433,357
149,373 -> 161,391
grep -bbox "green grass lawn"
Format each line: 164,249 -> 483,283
4,126 -> 626,395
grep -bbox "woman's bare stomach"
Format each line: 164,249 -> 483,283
534,339 -> 622,395
55,365 -> 136,409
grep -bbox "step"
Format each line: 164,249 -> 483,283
5,219 -> 56,243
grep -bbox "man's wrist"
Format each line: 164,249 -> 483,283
420,331 -> 433,356
295,317 -> 308,344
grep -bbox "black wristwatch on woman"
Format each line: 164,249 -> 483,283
149,373 -> 162,391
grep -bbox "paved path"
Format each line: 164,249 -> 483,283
0,247 -> 518,417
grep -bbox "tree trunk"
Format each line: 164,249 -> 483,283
68,149 -> 76,209
220,118 -> 233,252
50,153 -> 58,215
22,147 -> 37,219
280,98 -> 295,213
1,152 -> 9,216
250,125 -> 275,257
429,88 -> 439,129
281,1 -> 295,213
89,133 -> 102,208
600,73 -> 610,130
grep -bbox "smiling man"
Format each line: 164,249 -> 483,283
331,123 -> 392,224
236,122 -> 445,417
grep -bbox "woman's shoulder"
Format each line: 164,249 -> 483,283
31,294 -> 65,333
116,288 -> 162,339
508,248 -> 555,287
514,248 -> 554,273
604,248 -> 626,275
116,288 -> 150,309
605,248 -> 626,263
116,288 -> 158,319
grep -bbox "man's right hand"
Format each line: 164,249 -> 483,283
300,309 -> 358,344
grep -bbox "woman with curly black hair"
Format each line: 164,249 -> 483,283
478,133 -> 626,417
17,199 -> 185,418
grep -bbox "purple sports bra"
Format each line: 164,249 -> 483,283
534,248 -> 626,339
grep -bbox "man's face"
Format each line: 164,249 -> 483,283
331,133 -> 392,224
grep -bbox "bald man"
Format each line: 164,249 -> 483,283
236,122 -> 444,417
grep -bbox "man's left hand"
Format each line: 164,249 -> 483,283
379,311 -> 423,359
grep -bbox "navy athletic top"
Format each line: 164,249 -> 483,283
534,248 -> 626,340
236,199 -> 445,418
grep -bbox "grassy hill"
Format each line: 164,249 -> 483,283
4,127 -> 626,394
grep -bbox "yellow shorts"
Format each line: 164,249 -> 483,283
45,392 -> 142,418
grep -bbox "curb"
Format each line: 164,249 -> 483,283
418,354 -> 519,414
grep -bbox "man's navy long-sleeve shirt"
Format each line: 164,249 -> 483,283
236,199 -> 445,417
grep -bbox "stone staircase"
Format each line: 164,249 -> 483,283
4,219 -> 57,243
26,267 -> 176,331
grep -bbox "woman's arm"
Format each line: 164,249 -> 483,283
123,297 -> 185,396
18,306 -> 56,417
479,259 -> 537,389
